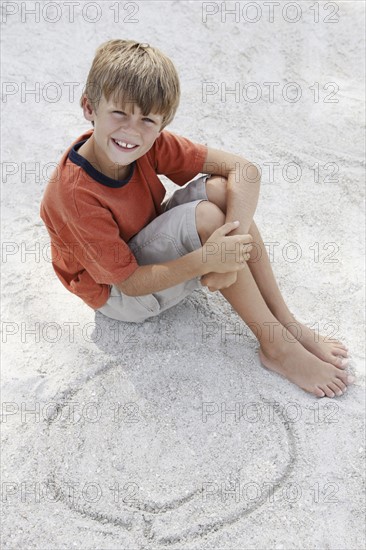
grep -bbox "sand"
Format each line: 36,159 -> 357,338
1,1 -> 365,548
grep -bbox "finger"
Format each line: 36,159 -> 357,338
228,234 -> 253,247
238,234 -> 253,244
215,220 -> 240,237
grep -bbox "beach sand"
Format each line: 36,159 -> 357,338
1,1 -> 365,548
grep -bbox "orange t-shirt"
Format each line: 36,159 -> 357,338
40,129 -> 208,309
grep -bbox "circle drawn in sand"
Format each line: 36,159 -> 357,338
42,362 -> 297,543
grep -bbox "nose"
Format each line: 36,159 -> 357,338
120,119 -> 140,141
120,114 -> 139,131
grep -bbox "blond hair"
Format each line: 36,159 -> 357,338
80,39 -> 180,130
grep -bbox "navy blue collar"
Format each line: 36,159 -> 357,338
69,139 -> 135,188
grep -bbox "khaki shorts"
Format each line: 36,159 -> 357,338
96,174 -> 210,323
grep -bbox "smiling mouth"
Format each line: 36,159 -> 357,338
112,138 -> 139,151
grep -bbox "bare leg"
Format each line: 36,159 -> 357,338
246,220 -> 349,367
220,261 -> 354,398
198,181 -> 354,398
205,176 -> 349,368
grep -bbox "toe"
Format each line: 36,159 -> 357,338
321,385 -> 335,398
332,347 -> 348,357
328,339 -> 343,347
332,356 -> 349,369
328,382 -> 343,396
333,378 -> 347,394
337,372 -> 355,386
329,340 -> 348,352
314,386 -> 326,398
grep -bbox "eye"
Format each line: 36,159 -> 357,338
113,111 -> 125,115
143,117 -> 155,124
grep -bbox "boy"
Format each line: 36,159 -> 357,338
40,39 -> 354,398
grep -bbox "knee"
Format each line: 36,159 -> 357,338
195,200 -> 225,244
205,175 -> 227,212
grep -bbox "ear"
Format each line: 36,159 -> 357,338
81,95 -> 95,123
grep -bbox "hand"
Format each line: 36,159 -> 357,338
202,221 -> 253,274
201,271 -> 238,292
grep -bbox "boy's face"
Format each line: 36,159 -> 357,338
82,94 -> 164,179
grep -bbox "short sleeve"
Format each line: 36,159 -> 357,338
64,210 -> 139,285
152,130 -> 208,186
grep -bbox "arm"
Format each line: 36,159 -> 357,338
116,221 -> 251,296
198,147 -> 261,292
116,248 -> 204,296
202,147 -> 261,234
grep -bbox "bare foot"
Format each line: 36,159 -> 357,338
259,341 -> 355,398
280,317 -> 349,369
